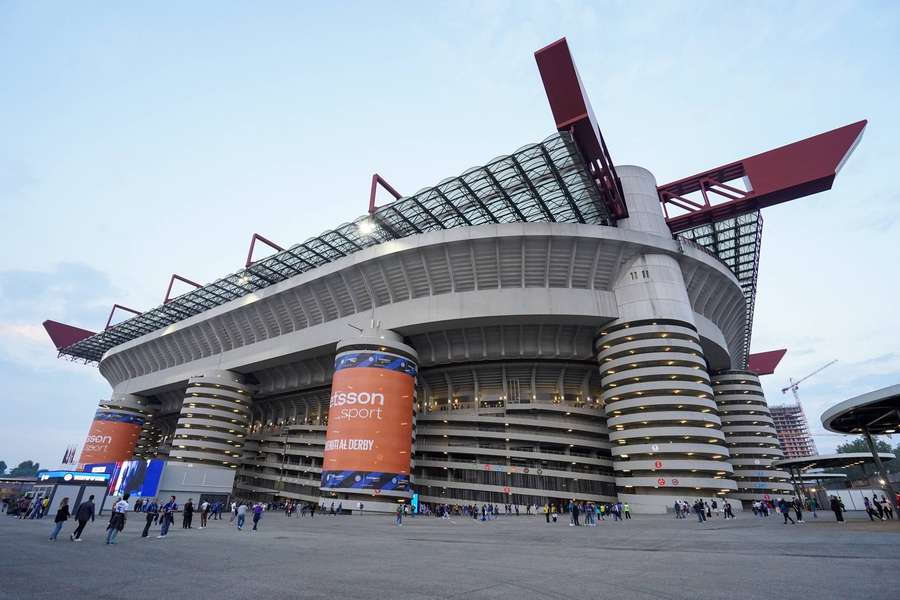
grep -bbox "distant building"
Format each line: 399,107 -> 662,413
771,403 -> 818,458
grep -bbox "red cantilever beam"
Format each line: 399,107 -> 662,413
42,320 -> 95,351
660,120 -> 867,231
163,274 -> 202,304
105,304 -> 142,330
245,233 -> 285,268
368,173 -> 402,214
534,37 -> 627,219
747,348 -> 788,376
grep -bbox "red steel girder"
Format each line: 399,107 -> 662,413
534,38 -> 627,219
105,304 -> 142,330
661,120 -> 867,231
163,273 -> 202,304
245,233 -> 285,268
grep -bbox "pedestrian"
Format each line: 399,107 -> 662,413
70,494 -> 96,541
881,496 -> 894,520
105,493 -> 130,544
236,502 -> 247,530
230,501 -> 237,524
779,499 -> 795,525
395,504 -> 403,526
252,503 -> 263,531
330,501 -> 335,516
182,498 -> 194,528
141,498 -> 159,538
49,498 -> 70,541
792,498 -> 804,523
158,496 -> 177,538
623,502 -> 632,520
310,502 -> 316,518
829,496 -> 845,523
200,499 -> 210,528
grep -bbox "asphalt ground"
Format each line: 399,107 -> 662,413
2,509 -> 899,600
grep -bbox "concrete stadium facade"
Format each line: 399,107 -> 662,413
77,163 -> 789,513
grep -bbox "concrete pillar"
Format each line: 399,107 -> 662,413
596,166 -> 736,513
168,370 -> 253,469
321,326 -> 418,512
78,393 -> 155,466
712,370 -> 792,506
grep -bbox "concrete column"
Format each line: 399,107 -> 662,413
168,370 -> 254,469
597,166 -> 736,513
321,326 -> 418,512
712,370 -> 792,506
78,393 -> 155,466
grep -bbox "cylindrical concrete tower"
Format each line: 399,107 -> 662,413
321,326 -> 418,512
712,370 -> 791,504
596,166 -> 736,513
169,370 -> 253,469
78,393 -> 155,466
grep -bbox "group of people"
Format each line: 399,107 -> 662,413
673,498 -> 736,521
862,494 -> 895,521
541,501 -> 633,524
30,494 -> 274,544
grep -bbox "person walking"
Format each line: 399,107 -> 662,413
779,499 -> 795,525
236,502 -> 247,530
49,498 -> 70,541
623,502 -> 632,520
881,496 -> 894,520
182,498 -> 194,529
830,496 -> 845,523
105,493 -> 131,544
158,496 -> 177,538
251,503 -> 263,531
792,498 -> 804,523
200,500 -> 210,528
70,495 -> 96,541
395,504 -> 403,526
141,499 -> 159,538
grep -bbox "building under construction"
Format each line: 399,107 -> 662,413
771,403 -> 818,458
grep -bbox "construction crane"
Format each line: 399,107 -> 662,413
781,359 -> 838,401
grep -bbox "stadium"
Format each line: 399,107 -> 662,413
43,39 -> 865,513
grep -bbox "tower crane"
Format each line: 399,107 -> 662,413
781,359 -> 838,401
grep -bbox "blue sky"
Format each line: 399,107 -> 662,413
2,1 -> 899,468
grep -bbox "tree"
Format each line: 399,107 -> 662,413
9,460 -> 40,477
836,437 -> 892,454
0,460 -> 6,476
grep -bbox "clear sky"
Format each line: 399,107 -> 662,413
1,1 -> 898,469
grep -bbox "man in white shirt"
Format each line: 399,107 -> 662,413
105,493 -> 131,545
200,501 -> 210,528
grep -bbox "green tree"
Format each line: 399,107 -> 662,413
836,437 -> 892,454
9,460 -> 40,477
0,460 -> 6,476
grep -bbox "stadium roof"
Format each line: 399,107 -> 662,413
46,37 -> 866,371
50,131 -> 611,363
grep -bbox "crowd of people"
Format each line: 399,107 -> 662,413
5,490 -> 899,541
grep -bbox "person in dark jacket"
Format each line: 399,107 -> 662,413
70,495 -> 96,541
141,499 -> 159,538
830,496 -> 845,522
183,498 -> 194,529
49,498 -> 70,541
105,493 -> 131,544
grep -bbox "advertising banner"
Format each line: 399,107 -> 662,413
78,411 -> 144,466
109,459 -> 165,498
321,350 -> 416,492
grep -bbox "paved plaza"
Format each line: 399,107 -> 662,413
3,510 -> 899,600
